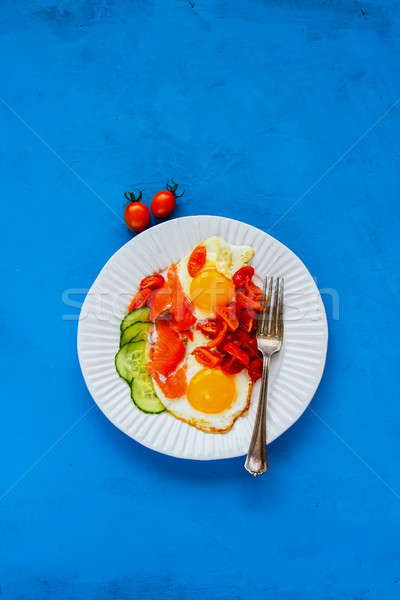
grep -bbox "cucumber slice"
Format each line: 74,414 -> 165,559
120,307 -> 151,332
116,311 -> 164,414
131,369 -> 165,414
120,321 -> 153,347
132,323 -> 153,343
115,341 -> 146,383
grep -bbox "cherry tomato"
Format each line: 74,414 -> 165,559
151,190 -> 176,218
215,306 -> 239,332
244,336 -> 259,359
227,300 -> 241,316
188,245 -> 207,277
216,331 -> 233,354
221,355 -> 245,375
236,292 -> 262,311
140,273 -> 165,290
193,347 -> 222,369
207,320 -> 228,348
244,279 -> 262,302
197,319 -> 221,338
151,179 -> 184,217
248,358 -> 263,382
124,190 -> 150,233
128,288 -> 152,312
233,266 -> 254,288
239,309 -> 257,334
224,342 -> 250,366
231,330 -> 251,348
219,330 -> 258,358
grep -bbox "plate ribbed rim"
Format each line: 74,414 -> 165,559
77,216 -> 328,460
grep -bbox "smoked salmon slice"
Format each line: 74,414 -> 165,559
150,362 -> 187,399
167,265 -> 196,331
148,285 -> 173,321
147,319 -> 187,399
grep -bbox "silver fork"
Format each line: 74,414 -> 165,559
244,277 -> 284,476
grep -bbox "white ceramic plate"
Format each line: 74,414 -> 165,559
77,216 -> 328,460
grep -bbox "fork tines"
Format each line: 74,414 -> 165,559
257,277 -> 284,338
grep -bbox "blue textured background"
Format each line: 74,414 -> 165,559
1,1 -> 399,598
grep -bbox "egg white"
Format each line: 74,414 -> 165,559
176,236 -> 255,320
152,350 -> 253,433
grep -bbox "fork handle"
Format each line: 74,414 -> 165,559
244,354 -> 271,476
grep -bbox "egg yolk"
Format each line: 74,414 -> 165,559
187,368 -> 237,414
190,268 -> 235,312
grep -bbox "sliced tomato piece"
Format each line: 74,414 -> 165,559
221,355 -> 245,375
139,273 -> 165,290
216,330 -> 233,354
217,329 -> 258,358
248,358 -> 263,382
128,288 -> 152,312
215,306 -> 239,332
244,279 -> 262,302
197,319 -> 221,339
236,292 -> 262,311
148,285 -> 172,320
233,266 -> 254,288
193,347 -> 222,369
244,336 -> 259,359
227,300 -> 242,317
231,330 -> 250,347
239,309 -> 257,334
187,244 -> 207,277
207,320 -> 228,348
224,342 -> 250,367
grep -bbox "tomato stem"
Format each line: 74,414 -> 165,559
124,189 -> 143,205
166,179 -> 185,198
166,178 -> 178,193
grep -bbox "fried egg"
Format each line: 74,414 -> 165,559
149,236 -> 255,433
152,346 -> 253,433
177,236 -> 254,320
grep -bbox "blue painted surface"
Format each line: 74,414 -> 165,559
1,0 -> 399,597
